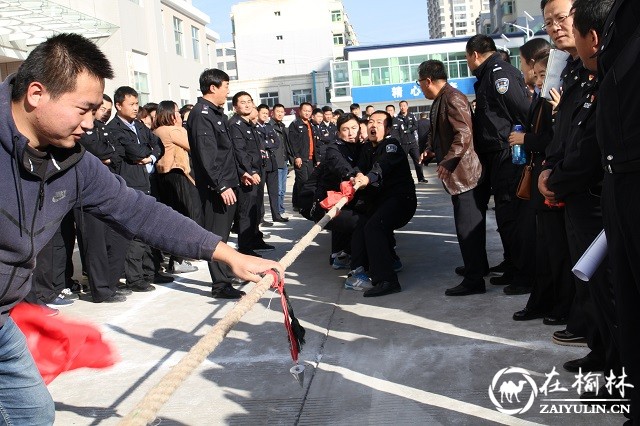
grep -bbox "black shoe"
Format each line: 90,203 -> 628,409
455,266 -> 489,277
153,273 -> 174,284
253,242 -> 275,252
129,283 -> 156,292
552,329 -> 588,347
490,274 -> 512,286
513,308 -> 545,321
212,285 -> 246,299
273,216 -> 289,222
116,287 -> 133,296
97,294 -> 127,303
417,179 -> 428,184
503,284 -> 532,295
239,248 -> 262,257
363,281 -> 401,297
543,316 -> 568,326
563,354 -> 605,373
445,281 -> 486,296
261,221 -> 273,227
489,260 -> 511,273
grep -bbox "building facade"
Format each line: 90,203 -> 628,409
330,34 -> 530,113
428,0 -> 490,39
478,0 -> 543,36
230,0 -> 357,81
0,0 -> 219,110
216,41 -> 238,81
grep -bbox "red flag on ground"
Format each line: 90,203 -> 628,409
319,181 -> 355,210
10,303 -> 119,384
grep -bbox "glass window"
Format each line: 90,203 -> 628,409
352,69 -> 361,86
409,55 -> 429,65
399,66 -> 412,83
226,61 -> 236,70
217,62 -> 224,69
333,34 -> 344,45
351,60 -> 370,70
370,58 -> 389,67
216,48 -> 223,56
259,92 -> 279,107
274,11 -> 281,16
191,26 -> 200,60
502,0 -> 514,14
371,68 -> 381,85
292,89 -> 312,105
225,48 -> 235,55
276,35 -> 283,40
332,62 -> 349,83
133,71 -> 149,105
173,17 -> 183,56
331,10 -> 342,22
360,69 -> 371,86
278,59 -> 285,64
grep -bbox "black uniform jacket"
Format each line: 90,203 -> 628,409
270,118 -> 293,168
106,117 -> 163,193
78,119 -> 120,173
472,52 -> 530,153
397,112 -> 417,145
255,122 -> 280,173
229,114 -> 263,177
356,137 -> 415,212
547,80 -> 602,203
185,97 -> 239,194
597,0 -> 640,171
288,117 -> 314,162
545,58 -> 593,169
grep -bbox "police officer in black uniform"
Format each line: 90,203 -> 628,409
228,92 -> 274,256
465,34 -> 531,293
596,0 -> 640,419
397,100 -> 426,182
270,104 -> 293,218
186,69 -> 245,299
76,96 -> 126,303
289,102 -> 315,210
351,111 -> 417,297
256,104 -> 287,222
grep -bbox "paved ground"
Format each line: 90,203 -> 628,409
49,165 -> 626,425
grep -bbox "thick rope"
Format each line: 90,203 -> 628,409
119,193 -> 354,426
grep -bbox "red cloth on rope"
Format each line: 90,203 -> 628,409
266,270 -> 305,364
319,181 -> 355,211
10,303 -> 119,384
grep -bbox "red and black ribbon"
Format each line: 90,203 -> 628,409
266,270 -> 305,363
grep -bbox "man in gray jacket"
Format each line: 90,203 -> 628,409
0,33 -> 282,425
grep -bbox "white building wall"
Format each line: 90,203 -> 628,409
231,0 -> 353,80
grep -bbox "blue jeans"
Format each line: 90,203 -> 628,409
277,167 -> 288,215
0,318 -> 55,426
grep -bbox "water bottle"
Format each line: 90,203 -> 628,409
511,124 -> 526,165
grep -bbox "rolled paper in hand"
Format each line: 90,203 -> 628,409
572,230 -> 607,282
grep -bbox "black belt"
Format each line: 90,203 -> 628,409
604,159 -> 640,174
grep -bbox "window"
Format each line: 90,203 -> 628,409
173,17 -> 183,56
455,21 -> 467,28
278,59 -> 285,64
225,48 -> 235,55
217,62 -> 225,69
502,0 -> 514,14
191,26 -> 200,60
333,34 -> 344,45
276,35 -> 283,40
133,71 -> 150,105
292,88 -> 312,105
180,86 -> 190,106
216,48 -> 223,56
226,61 -> 236,70
274,10 -> 280,16
259,92 -> 279,107
331,10 -> 342,22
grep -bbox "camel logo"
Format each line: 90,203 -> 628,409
489,367 -> 538,415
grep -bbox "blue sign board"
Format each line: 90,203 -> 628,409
351,77 -> 477,104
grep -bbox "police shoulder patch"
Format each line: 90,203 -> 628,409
495,78 -> 509,95
386,144 -> 398,153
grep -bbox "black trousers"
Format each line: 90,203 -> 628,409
602,172 -> 640,419
26,212 -> 75,304
525,209 -> 574,317
265,168 -> 280,219
452,187 -> 488,284
325,207 -> 360,255
200,187 -> 237,291
351,194 -> 416,285
237,181 -> 264,251
401,142 -> 424,181
475,149 -> 528,280
565,193 -> 619,374
292,160 -> 314,208
75,209 -> 117,302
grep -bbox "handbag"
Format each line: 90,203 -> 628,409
516,158 -> 533,200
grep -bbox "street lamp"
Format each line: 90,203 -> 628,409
505,10 -> 535,42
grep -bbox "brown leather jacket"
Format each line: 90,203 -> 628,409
426,83 -> 481,195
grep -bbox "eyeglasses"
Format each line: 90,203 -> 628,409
542,12 -> 572,30
415,78 -> 428,86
